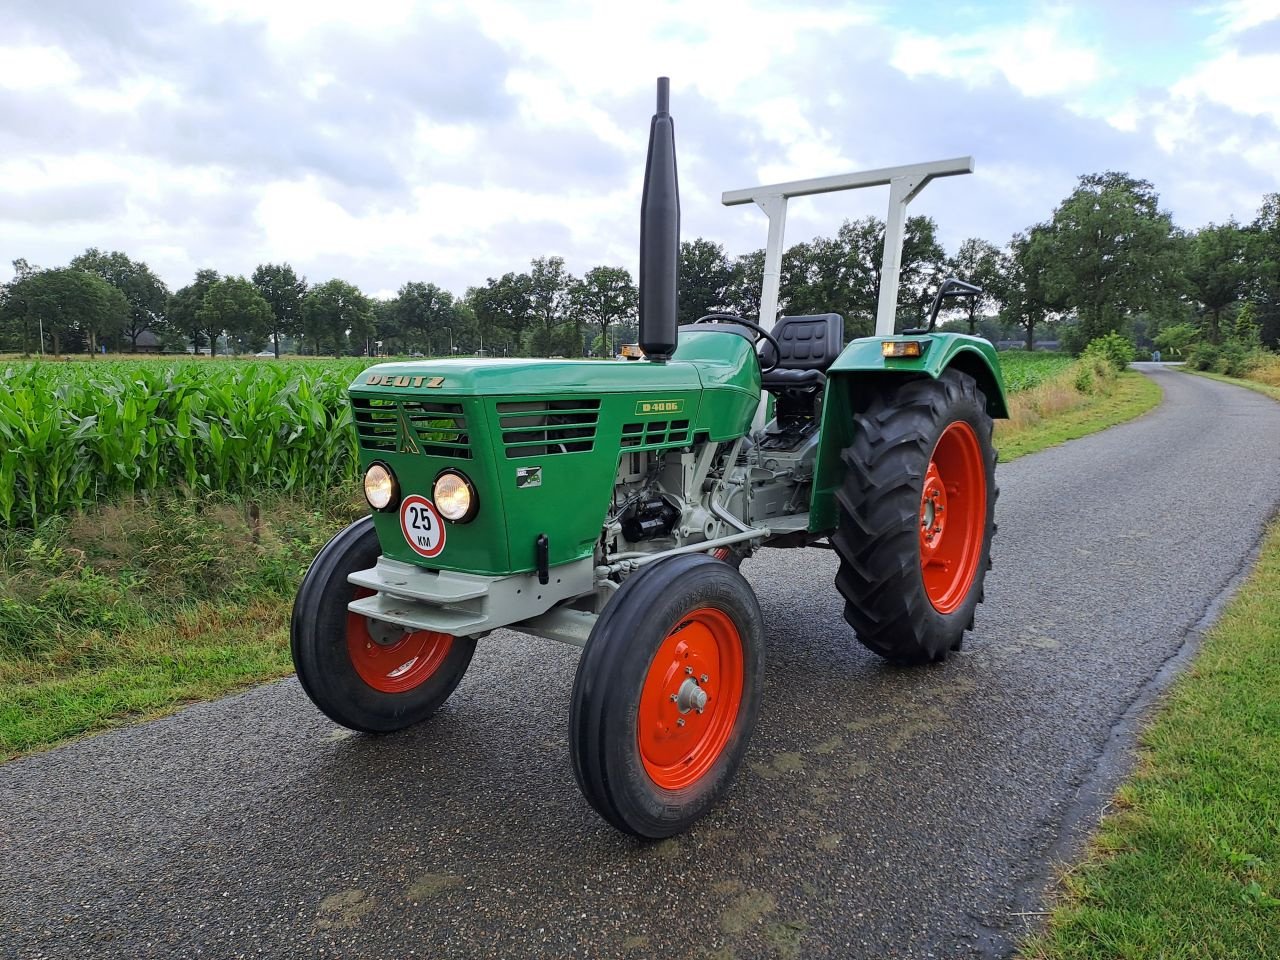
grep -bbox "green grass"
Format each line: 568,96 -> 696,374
0,490 -> 365,759
1183,367 -> 1280,402
1025,520 -> 1280,959
996,369 -> 1163,462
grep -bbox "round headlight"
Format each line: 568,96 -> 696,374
433,470 -> 477,522
363,462 -> 399,511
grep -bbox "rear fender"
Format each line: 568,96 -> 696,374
807,333 -> 1008,533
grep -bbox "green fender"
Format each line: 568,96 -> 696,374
807,333 -> 1008,533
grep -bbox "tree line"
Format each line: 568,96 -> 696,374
2,171 -> 1278,358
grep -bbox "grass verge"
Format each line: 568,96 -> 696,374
0,491 -> 364,759
1183,366 -> 1280,402
996,368 -> 1163,462
1024,519 -> 1280,959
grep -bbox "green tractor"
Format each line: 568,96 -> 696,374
292,78 -> 1006,838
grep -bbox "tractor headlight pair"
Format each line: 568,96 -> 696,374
361,462 -> 477,523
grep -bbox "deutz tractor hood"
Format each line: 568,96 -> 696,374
345,334 -> 762,578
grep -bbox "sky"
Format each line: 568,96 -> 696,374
2,0 -> 1278,300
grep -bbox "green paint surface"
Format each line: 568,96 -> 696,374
808,333 -> 1008,532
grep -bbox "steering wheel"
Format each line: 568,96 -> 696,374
692,314 -> 781,373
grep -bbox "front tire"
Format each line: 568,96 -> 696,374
832,369 -> 997,664
291,517 -> 476,732
569,554 -> 764,838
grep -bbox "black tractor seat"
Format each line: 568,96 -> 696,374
760,313 -> 844,392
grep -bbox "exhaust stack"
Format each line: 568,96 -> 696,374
638,77 -> 680,362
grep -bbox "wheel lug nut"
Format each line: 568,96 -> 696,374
669,693 -> 678,702
700,674 -> 709,683
685,666 -> 693,675
677,718 -> 686,727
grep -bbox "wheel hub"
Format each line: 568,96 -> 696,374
636,607 -> 745,790
918,421 -> 986,614
676,677 -> 709,714
365,617 -> 407,647
920,462 -> 948,546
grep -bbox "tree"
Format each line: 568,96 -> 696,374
1002,229 -> 1060,351
0,258 -> 41,354
527,256 -> 574,355
678,239 -> 734,321
168,269 -> 220,354
723,250 -> 764,320
391,282 -> 460,355
569,266 -> 637,357
251,263 -> 307,357
17,267 -> 128,355
1037,172 -> 1181,350
198,277 -> 273,355
771,215 -> 944,338
467,272 -> 534,355
1249,193 -> 1280,348
303,279 -> 374,357
1184,221 -> 1248,343
69,248 -> 169,351
944,238 -> 1007,334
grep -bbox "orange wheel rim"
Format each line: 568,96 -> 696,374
920,421 -> 986,614
637,607 -> 745,791
346,588 -> 453,694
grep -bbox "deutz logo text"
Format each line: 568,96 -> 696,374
365,375 -> 446,388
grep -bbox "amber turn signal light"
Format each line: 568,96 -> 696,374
882,340 -> 924,358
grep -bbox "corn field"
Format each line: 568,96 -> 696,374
0,359 -> 372,528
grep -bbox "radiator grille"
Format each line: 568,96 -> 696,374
498,399 -> 600,458
620,419 -> 692,449
351,398 -> 471,459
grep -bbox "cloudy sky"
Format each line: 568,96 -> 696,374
2,0 -> 1278,299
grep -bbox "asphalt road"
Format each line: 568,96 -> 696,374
4,365 -> 1280,960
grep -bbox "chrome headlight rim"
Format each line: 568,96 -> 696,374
432,469 -> 479,524
362,461 -> 400,512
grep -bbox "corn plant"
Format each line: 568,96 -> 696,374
0,359 -> 372,528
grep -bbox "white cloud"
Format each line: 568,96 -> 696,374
889,11 -> 1103,98
0,44 -> 81,91
1207,0 -> 1280,38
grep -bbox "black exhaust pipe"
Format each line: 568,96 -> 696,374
638,77 -> 679,362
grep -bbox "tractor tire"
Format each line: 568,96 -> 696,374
832,368 -> 997,664
291,516 -> 476,733
569,554 -> 764,838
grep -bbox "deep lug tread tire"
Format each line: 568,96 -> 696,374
569,554 -> 764,838
291,516 -> 476,733
832,369 -> 997,664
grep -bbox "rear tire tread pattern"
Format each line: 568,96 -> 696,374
831,370 -> 998,664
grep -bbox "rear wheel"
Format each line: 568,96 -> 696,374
832,368 -> 997,663
291,517 -> 476,732
569,554 -> 764,837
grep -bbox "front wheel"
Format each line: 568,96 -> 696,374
832,368 -> 998,664
291,517 -> 476,732
569,554 -> 764,838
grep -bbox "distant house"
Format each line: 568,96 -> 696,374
133,329 -> 162,354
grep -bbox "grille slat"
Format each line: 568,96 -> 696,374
351,397 -> 472,459
497,399 -> 600,458
620,419 -> 692,449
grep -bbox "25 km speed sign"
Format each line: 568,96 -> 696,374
399,495 -> 446,558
